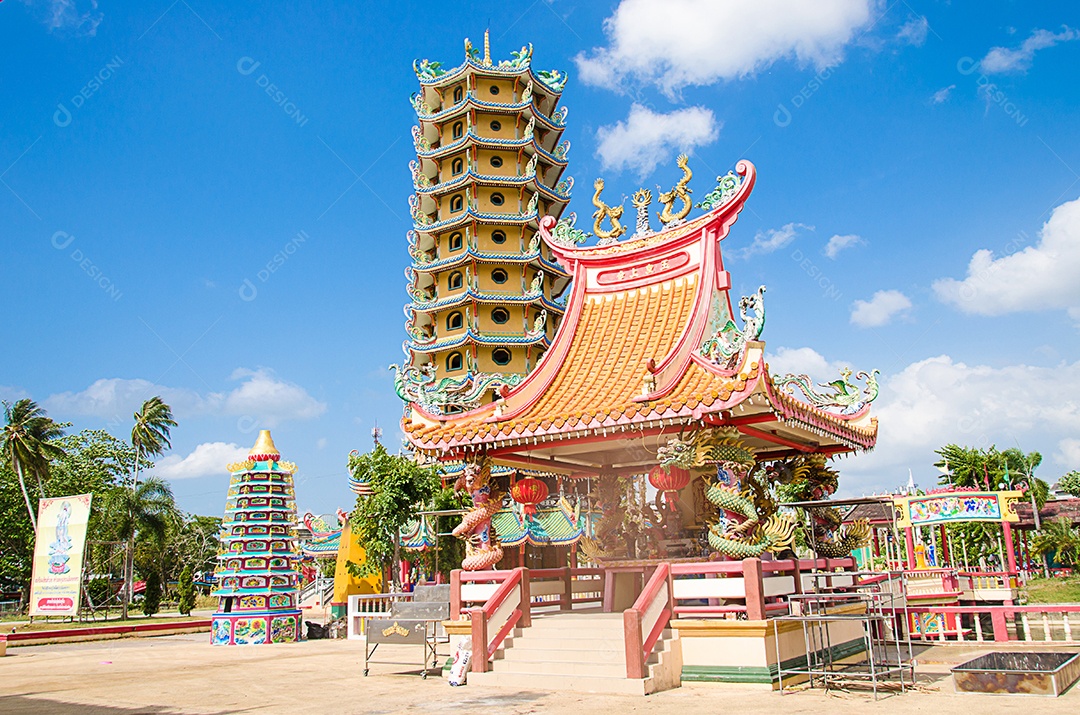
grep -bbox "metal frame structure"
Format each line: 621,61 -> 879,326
773,570 -> 915,699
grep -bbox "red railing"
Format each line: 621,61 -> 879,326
624,563 -> 674,679
469,567 -> 531,673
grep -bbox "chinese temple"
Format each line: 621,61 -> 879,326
210,431 -> 302,645
388,35 -> 891,692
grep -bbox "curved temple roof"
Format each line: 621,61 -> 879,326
402,160 -> 878,470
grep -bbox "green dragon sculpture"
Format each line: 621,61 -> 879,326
773,368 -> 880,414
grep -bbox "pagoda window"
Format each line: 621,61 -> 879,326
491,230 -> 506,244
491,268 -> 508,284
490,155 -> 503,168
450,194 -> 464,212
448,232 -> 463,250
447,311 -> 464,330
492,308 -> 510,324
451,158 -> 464,175
453,86 -> 463,103
448,271 -> 464,290
446,352 -> 464,371
489,85 -> 500,96
492,348 -> 512,366
452,121 -> 464,139
490,192 -> 505,206
490,120 -> 502,132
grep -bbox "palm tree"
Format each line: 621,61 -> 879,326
130,396 -> 176,487
106,477 -> 177,619
1,399 -> 66,531
1031,517 -> 1080,568
121,397 -> 176,618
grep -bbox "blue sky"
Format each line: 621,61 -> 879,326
3,1 -> 1080,516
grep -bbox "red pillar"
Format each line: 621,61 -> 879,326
904,526 -> 916,569
872,528 -> 881,559
1003,521 -> 1017,575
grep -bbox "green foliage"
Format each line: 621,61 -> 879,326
404,486 -> 470,580
346,445 -> 439,590
1058,471 -> 1080,497
177,565 -> 195,615
935,443 -> 1049,508
2,399 -> 67,528
141,571 -> 162,616
130,397 -> 177,466
84,576 -> 113,608
1031,517 -> 1080,567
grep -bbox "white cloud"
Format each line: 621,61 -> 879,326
576,0 -> 873,94
980,26 -> 1079,74
224,368 -> 327,425
20,0 -> 103,36
767,347 -> 847,383
736,222 -> 812,259
897,16 -> 929,46
44,368 -> 326,426
840,355 -> 1080,494
594,104 -> 718,177
824,233 -> 864,258
1058,439 -> 1080,469
931,84 -> 955,104
850,290 -> 912,328
153,442 -> 249,480
316,437 -> 328,450
932,195 -> 1080,317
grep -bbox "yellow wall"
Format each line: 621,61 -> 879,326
478,345 -> 527,374
476,149 -> 516,177
438,152 -> 469,183
477,304 -> 523,332
476,79 -> 515,103
476,186 -> 517,213
476,264 -> 522,292
332,523 -> 380,605
475,112 -> 517,140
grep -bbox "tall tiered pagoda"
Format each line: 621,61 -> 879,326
395,31 -> 574,415
210,431 -> 302,645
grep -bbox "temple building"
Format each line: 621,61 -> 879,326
210,431 -> 302,645
396,31 -> 574,415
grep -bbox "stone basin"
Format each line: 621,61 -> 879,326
952,651 -> 1080,696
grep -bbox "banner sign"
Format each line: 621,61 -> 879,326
29,494 -> 93,617
893,490 -> 1022,528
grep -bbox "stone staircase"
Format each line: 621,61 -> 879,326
468,611 -> 682,695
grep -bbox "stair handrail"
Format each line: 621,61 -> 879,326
623,562 -> 673,679
469,566 -> 531,673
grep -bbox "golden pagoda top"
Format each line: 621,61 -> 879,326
249,430 -> 280,461
413,30 -> 568,93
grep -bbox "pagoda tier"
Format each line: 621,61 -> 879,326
210,431 -> 301,646
402,159 -> 880,472
394,33 -> 573,417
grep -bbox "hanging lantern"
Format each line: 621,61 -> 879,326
648,465 -> 691,511
511,477 -> 549,517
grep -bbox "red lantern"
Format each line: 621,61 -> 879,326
511,477 -> 549,517
648,465 -> 691,511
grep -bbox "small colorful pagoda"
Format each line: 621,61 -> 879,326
210,430 -> 302,645
395,31 -> 574,415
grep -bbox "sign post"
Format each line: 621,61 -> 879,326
28,494 -> 93,618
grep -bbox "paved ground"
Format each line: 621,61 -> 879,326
2,634 -> 1080,714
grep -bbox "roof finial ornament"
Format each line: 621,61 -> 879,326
483,29 -> 492,67
631,188 -> 653,238
658,154 -> 693,227
591,178 -> 627,244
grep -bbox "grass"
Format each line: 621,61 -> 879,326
1023,575 -> 1080,604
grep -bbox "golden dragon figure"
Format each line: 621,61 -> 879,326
658,154 -> 693,226
591,178 -> 627,242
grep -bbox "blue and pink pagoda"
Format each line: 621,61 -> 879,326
210,430 -> 302,645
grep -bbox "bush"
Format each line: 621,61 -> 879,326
84,577 -> 113,608
142,572 -> 162,616
176,565 -> 195,616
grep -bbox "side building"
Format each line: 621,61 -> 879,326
396,32 -> 573,415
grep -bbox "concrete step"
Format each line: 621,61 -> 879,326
492,659 -> 629,678
468,670 -> 652,695
501,644 -> 628,662
511,633 -> 626,650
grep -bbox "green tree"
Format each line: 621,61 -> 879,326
141,570 -> 162,616
176,565 -> 195,615
1,399 -> 66,531
347,445 -> 438,592
103,476 -> 177,619
1058,471 -> 1080,497
405,486 -> 470,580
124,397 -> 176,615
1032,517 -> 1080,567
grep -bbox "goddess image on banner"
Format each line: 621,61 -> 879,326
29,494 -> 93,617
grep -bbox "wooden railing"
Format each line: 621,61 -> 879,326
624,563 -> 674,679
893,604 -> 1080,644
470,567 -> 531,673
